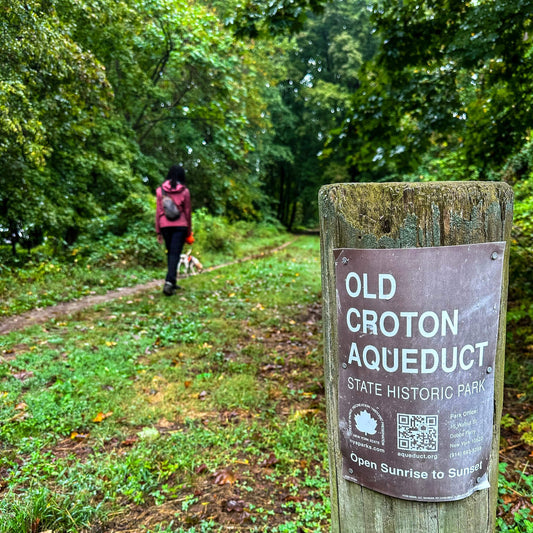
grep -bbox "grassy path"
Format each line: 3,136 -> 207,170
0,236 -> 329,532
0,235 -> 531,531
0,239 -> 298,336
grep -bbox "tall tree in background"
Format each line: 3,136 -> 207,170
261,0 -> 378,228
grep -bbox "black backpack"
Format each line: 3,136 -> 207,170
161,189 -> 181,221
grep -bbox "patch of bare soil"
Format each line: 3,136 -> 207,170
0,281 -> 162,335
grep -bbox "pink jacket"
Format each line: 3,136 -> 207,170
155,180 -> 192,236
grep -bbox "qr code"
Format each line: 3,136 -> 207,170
397,414 -> 438,452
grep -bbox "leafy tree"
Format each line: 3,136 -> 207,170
260,0 -> 378,227
0,0 -> 118,251
218,0 -> 327,38
331,0 -> 533,180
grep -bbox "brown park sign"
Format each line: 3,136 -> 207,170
334,242 -> 506,502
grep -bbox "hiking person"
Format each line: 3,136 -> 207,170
155,164 -> 193,295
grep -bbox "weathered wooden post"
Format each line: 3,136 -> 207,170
319,182 -> 513,532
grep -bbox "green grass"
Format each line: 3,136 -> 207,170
0,214 -> 288,319
497,463 -> 533,532
0,236 -> 329,532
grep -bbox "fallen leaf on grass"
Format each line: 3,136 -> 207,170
70,432 -> 89,441
220,410 -> 240,424
195,463 -> 208,474
225,499 -> 246,512
501,494 -> 514,505
213,469 -> 237,485
93,411 -> 113,423
12,371 -> 34,381
259,452 -> 279,468
15,402 -> 28,410
10,411 -> 30,422
290,408 -> 320,422
121,436 -> 138,447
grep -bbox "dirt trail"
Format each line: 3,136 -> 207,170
0,239 -> 298,336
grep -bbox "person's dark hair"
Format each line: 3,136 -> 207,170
166,164 -> 186,187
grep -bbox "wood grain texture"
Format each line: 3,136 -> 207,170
319,182 -> 514,533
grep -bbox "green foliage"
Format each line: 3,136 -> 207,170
75,194 -> 163,266
498,463 -> 533,533
259,0 -> 379,228
499,146 -> 533,396
192,208 -> 237,255
0,217 -> 286,318
191,208 -> 286,263
0,0 -> 121,249
517,418 -> 533,447
331,0 -> 533,180
222,0 -> 327,38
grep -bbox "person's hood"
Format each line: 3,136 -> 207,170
162,180 -> 185,193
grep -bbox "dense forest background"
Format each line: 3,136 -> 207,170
1,0 -> 530,234
1,0 -> 532,325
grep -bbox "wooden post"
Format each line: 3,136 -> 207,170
319,182 -> 513,533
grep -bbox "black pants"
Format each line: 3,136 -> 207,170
161,227 -> 187,286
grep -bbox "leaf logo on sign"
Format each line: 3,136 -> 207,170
354,410 -> 378,435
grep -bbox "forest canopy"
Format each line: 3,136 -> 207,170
0,0 -> 532,253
